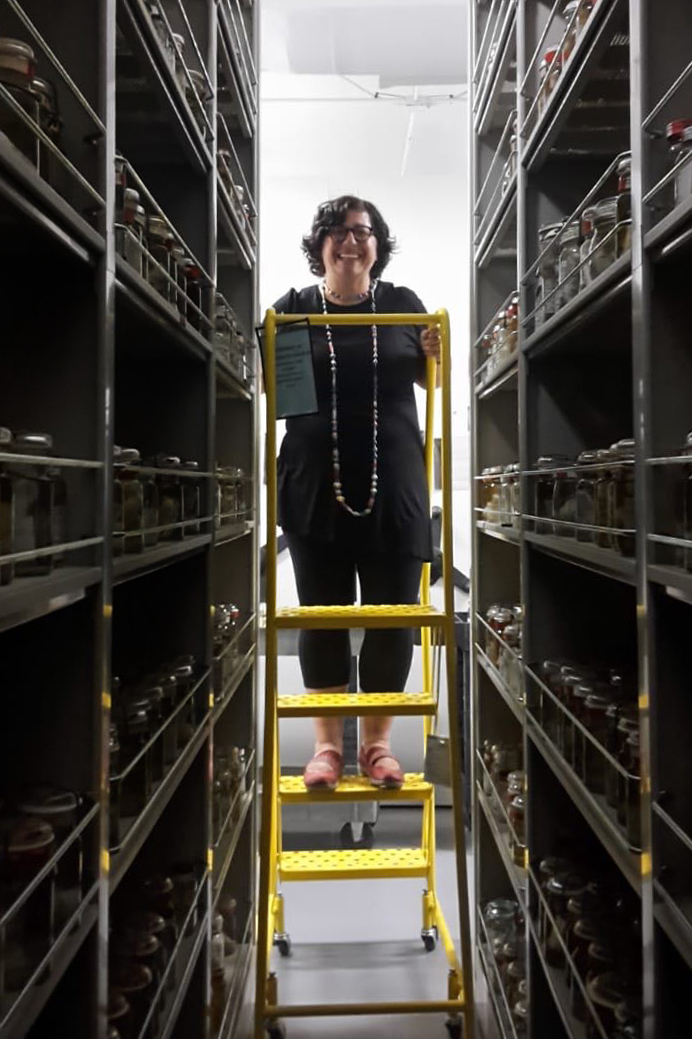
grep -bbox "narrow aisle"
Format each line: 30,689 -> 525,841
273,807 -> 461,1038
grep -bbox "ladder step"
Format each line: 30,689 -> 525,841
279,847 -> 429,881
279,773 -> 433,804
277,691 -> 437,717
274,604 -> 446,629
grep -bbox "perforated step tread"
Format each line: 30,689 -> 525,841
279,773 -> 432,803
274,604 -> 446,629
277,692 -> 437,718
279,847 -> 429,881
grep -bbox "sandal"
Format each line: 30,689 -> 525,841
358,743 -> 404,790
303,748 -> 344,791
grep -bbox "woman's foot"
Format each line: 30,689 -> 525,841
303,748 -> 344,791
358,742 -> 404,789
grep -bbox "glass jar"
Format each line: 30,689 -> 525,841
214,293 -> 233,365
594,448 -> 615,548
559,671 -> 582,762
508,463 -> 521,529
185,68 -> 207,133
0,426 -> 13,585
109,961 -> 153,1037
119,188 -> 147,275
557,221 -> 581,309
1,814 -> 55,991
483,898 -> 518,954
181,460 -> 201,535
561,1 -> 592,63
9,432 -> 55,576
681,430 -> 692,571
502,132 -> 517,196
234,467 -> 248,519
569,915 -> 603,1019
545,873 -> 586,969
608,438 -> 635,556
149,4 -> 176,69
625,730 -> 641,852
157,456 -> 184,541
579,206 -> 596,291
506,294 -> 519,354
485,604 -> 513,666
171,862 -> 198,936
512,996 -> 528,1039
538,48 -> 562,117
481,465 -> 503,524
0,38 -> 39,167
534,456 -> 560,534
537,856 -> 572,947
171,33 -> 186,90
575,450 -> 598,541
604,699 -> 623,809
118,448 -> 144,554
113,445 -> 124,557
589,197 -> 618,280
499,466 -> 514,526
18,786 -> 81,923
538,660 -> 562,740
108,989 -> 131,1039
616,712 -> 639,828
509,793 -> 526,866
490,745 -> 522,807
500,624 -> 523,700
211,913 -> 228,1031
179,257 -> 204,331
552,458 -> 578,537
492,312 -> 509,369
536,223 -> 562,327
617,156 -> 632,255
586,973 -> 628,1039
583,693 -> 612,794
147,214 -> 175,301
666,120 -> 692,206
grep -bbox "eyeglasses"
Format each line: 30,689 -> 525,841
327,225 -> 374,244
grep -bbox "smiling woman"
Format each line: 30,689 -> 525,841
273,194 -> 441,793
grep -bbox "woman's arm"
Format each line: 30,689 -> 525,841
417,324 -> 442,389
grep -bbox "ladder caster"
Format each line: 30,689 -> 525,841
339,821 -> 374,849
445,1017 -> 463,1038
274,933 -> 292,958
421,927 -> 437,952
266,1022 -> 287,1039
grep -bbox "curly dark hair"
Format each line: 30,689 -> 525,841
301,195 -> 396,279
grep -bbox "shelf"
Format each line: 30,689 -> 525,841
216,357 -> 253,400
0,565 -> 102,634
526,710 -> 641,893
477,782 -> 528,907
648,562 -> 692,605
524,530 -> 636,584
213,784 -> 256,905
109,710 -> 210,893
212,644 -> 256,722
476,357 -> 518,399
477,520 -> 521,547
112,534 -> 211,585
115,260 -> 212,363
475,185 -> 517,270
218,182 -> 255,270
215,520 -> 254,548
0,893 -> 99,1039
476,644 -> 526,725
474,3 -> 517,137
476,911 -> 521,1039
218,1 -> 257,139
644,192 -> 692,262
0,139 -> 104,264
522,0 -> 630,172
158,908 -> 210,1039
117,0 -> 212,173
526,910 -> 584,1039
522,254 -> 631,359
217,916 -> 255,1039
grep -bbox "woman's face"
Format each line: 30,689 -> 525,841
321,208 -> 378,283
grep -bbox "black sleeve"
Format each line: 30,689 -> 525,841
393,286 -> 428,315
272,288 -> 299,314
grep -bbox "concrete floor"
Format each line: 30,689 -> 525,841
270,805 -> 467,1039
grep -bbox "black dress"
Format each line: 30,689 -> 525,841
273,281 -> 433,562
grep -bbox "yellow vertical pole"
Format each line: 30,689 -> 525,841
422,355 -> 437,891
437,308 -> 475,1034
255,308 -> 279,1039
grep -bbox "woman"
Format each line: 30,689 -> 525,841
273,195 -> 441,792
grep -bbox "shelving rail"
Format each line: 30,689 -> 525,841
256,309 -> 474,1039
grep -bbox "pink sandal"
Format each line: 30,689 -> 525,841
303,749 -> 344,791
358,744 -> 404,789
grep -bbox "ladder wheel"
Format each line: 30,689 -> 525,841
339,821 -> 374,849
445,1018 -> 463,1039
421,927 -> 437,952
267,1023 -> 287,1039
276,934 -> 292,958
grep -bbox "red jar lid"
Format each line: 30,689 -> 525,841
666,119 -> 692,141
542,47 -> 561,67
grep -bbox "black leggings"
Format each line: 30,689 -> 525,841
285,532 -> 423,692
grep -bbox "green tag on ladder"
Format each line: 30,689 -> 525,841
424,734 -> 451,787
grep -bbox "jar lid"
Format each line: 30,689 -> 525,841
611,437 -> 635,458
18,786 -> 78,817
11,432 -> 53,453
507,770 -> 524,788
182,460 -> 200,471
561,221 -> 580,243
143,873 -> 174,896
573,915 -> 602,942
172,33 -> 185,49
596,447 -> 614,462
483,897 -> 518,920
541,47 -> 561,67
114,929 -> 160,959
119,447 -> 141,464
109,723 -> 120,748
110,962 -> 153,993
510,793 -> 525,810
546,872 -> 586,897
584,693 -> 612,711
617,155 -> 632,174
563,1 -> 579,14
626,729 -> 640,748
158,455 -> 181,467
513,998 -> 528,1020
124,911 -> 166,936
536,454 -> 571,468
213,913 -> 225,933
593,196 -> 618,221
0,426 -> 11,445
587,970 -> 627,1009
577,449 -> 598,464
540,660 -> 562,678
124,187 -> 140,203
148,214 -> 173,238
30,76 -> 57,108
588,941 -> 616,966
538,855 -> 572,878
5,815 -> 55,853
666,119 -> 692,141
107,989 -> 130,1021
187,68 -> 206,86
538,222 -> 563,242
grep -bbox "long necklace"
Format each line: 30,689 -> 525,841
320,280 -> 379,518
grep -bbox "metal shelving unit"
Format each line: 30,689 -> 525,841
470,1 -> 692,1037
0,1 -> 258,1037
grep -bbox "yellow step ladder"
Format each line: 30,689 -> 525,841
255,308 -> 474,1039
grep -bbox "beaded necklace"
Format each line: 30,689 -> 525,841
319,279 -> 379,518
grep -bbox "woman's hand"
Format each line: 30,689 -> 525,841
420,323 -> 441,363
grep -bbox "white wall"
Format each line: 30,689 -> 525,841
258,72 -> 471,772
